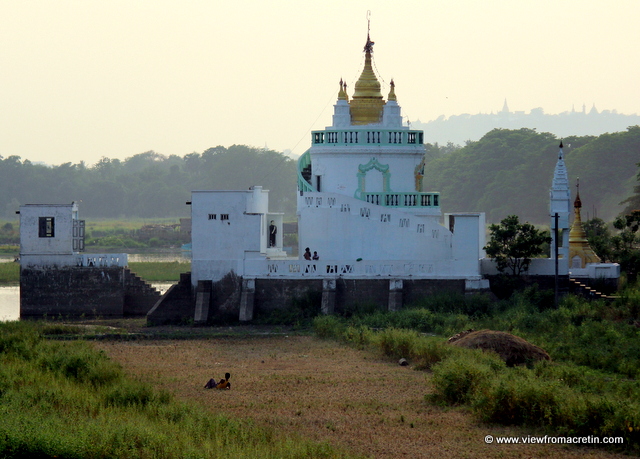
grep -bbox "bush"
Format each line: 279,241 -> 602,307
431,350 -> 504,404
412,337 -> 456,370
313,315 -> 345,339
473,369 -> 574,426
374,328 -> 420,358
342,325 -> 373,348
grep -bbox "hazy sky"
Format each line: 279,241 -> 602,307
2,1 -> 639,165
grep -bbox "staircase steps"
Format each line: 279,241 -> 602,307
569,278 -> 618,301
302,164 -> 312,184
123,268 -> 162,316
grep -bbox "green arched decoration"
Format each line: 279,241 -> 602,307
355,157 -> 391,199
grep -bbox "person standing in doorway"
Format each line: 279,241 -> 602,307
269,220 -> 277,247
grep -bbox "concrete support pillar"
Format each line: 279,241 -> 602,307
388,279 -> 403,312
239,278 -> 255,322
194,280 -> 212,324
321,278 -> 336,315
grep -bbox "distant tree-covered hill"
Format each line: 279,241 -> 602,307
422,126 -> 640,224
2,130 -> 638,225
412,106 -> 640,147
0,145 -> 297,219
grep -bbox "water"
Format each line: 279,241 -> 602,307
128,252 -> 190,263
0,282 -> 175,322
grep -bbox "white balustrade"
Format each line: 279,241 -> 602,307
76,253 -> 128,267
244,258 -> 454,278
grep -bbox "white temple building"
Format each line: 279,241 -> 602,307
189,32 -> 487,291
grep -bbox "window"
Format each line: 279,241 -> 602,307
38,217 -> 55,238
220,214 -> 229,221
208,214 -> 217,220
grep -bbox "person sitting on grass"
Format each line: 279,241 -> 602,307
204,372 -> 231,389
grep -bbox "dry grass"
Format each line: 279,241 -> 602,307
95,335 -> 627,459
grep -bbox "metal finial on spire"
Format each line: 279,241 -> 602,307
558,139 -> 564,160
364,11 -> 374,53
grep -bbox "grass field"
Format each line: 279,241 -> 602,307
0,262 -> 19,284
0,245 -> 18,254
0,322 -> 354,459
0,261 -> 189,285
95,333 -> 626,459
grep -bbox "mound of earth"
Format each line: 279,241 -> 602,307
448,329 -> 551,366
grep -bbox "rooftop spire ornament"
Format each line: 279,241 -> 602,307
364,10 -> 374,53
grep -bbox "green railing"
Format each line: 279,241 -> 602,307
361,192 -> 439,208
311,129 -> 424,146
297,149 -> 316,192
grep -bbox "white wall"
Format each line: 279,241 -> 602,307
446,213 -> 485,276
310,149 -> 424,197
190,190 -> 267,284
19,203 -> 76,256
295,192 -> 479,275
570,263 -> 620,279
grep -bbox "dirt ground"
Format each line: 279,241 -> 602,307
95,333 -> 628,459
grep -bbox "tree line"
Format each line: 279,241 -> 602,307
422,126 -> 640,224
2,127 -> 639,229
0,146 -> 297,219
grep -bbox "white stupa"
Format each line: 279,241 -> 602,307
295,32 -> 485,278
189,31 -> 487,288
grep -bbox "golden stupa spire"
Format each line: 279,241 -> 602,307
349,15 -> 385,125
569,178 -> 601,268
388,79 -> 397,102
338,78 -> 348,100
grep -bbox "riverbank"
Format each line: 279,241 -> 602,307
0,321 -> 350,458
94,328 -> 625,459
0,317 -> 633,458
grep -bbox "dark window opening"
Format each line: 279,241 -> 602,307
208,214 -> 217,220
220,214 -> 229,221
39,217 -> 55,238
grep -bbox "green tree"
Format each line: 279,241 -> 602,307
484,215 -> 552,277
611,210 -> 640,282
621,161 -> 640,214
583,217 -> 613,262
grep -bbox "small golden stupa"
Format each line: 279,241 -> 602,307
568,179 -> 601,268
349,34 -> 386,125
